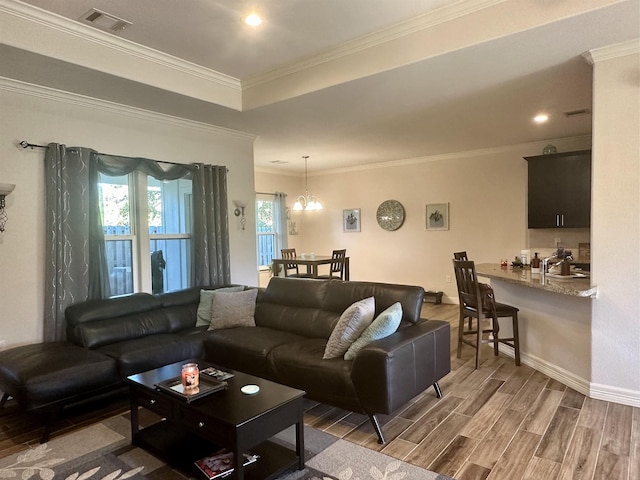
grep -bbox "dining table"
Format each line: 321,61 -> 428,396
271,255 -> 350,281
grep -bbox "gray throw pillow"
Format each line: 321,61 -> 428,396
323,297 -> 375,359
344,302 -> 402,360
196,286 -> 245,327
208,289 -> 258,330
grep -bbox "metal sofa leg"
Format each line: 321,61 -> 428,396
369,414 -> 386,445
433,382 -> 443,399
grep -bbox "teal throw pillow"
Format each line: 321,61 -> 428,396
344,302 -> 402,360
196,286 -> 245,327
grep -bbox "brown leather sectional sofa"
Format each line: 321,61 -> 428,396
0,278 -> 450,443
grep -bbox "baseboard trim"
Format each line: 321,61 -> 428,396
498,345 -> 640,407
499,346 -> 590,397
589,382 -> 640,408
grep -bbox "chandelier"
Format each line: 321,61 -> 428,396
292,156 -> 322,211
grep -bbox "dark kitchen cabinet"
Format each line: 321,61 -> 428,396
525,150 -> 591,228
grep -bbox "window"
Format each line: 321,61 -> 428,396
99,172 -> 192,296
256,195 -> 276,269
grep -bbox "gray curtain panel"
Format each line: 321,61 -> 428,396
192,163 -> 231,286
44,144 -> 229,341
274,192 -> 288,250
44,144 -> 110,341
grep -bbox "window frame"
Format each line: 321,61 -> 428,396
100,171 -> 193,296
256,194 -> 277,271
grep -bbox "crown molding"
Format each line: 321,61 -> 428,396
0,0 -> 241,90
243,0 -> 507,89
256,135 -> 591,177
254,166 -> 302,177
0,76 -> 255,140
311,135 -> 592,177
583,38 -> 640,64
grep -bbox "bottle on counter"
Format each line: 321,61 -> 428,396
531,252 -> 541,274
561,258 -> 571,276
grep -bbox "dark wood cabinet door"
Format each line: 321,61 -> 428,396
526,150 -> 591,228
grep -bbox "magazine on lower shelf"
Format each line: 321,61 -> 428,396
194,448 -> 259,480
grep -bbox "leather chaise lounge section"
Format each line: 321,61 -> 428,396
0,285 -> 218,442
0,278 -> 450,444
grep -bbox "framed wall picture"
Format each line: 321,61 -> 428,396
343,208 -> 361,232
426,203 -> 449,230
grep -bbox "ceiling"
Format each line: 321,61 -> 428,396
1,0 -> 639,173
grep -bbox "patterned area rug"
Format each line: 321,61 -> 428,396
0,412 -> 453,480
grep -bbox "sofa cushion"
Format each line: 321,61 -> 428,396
163,304 -> 198,332
323,297 -> 375,359
203,327 -> 306,379
96,334 -> 204,377
71,310 -> 172,349
269,338 -> 360,410
322,280 -> 424,324
344,302 -> 403,361
208,288 -> 258,330
255,278 -> 336,338
0,342 -> 120,411
196,286 -> 246,327
65,293 -> 163,346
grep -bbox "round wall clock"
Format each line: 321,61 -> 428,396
376,200 -> 405,231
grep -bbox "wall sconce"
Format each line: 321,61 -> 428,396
233,200 -> 247,230
0,183 -> 16,233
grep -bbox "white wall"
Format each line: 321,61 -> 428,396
0,78 -> 258,349
590,48 -> 640,399
255,136 -> 591,301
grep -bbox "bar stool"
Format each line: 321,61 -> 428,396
452,259 -> 521,369
453,251 -> 472,329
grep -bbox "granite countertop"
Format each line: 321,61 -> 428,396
475,263 -> 597,298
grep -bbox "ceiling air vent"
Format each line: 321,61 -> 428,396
269,160 -> 289,165
564,108 -> 591,118
81,8 -> 132,32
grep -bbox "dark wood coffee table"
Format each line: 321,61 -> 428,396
126,360 -> 306,480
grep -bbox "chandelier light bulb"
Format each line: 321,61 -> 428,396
294,156 -> 322,211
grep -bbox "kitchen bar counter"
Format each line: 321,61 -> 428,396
475,263 -> 597,298
474,263 -> 595,392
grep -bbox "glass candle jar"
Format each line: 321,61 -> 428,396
181,363 -> 199,390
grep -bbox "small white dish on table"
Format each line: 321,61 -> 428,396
241,384 -> 260,395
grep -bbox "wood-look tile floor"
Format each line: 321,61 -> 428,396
1,303 -> 638,480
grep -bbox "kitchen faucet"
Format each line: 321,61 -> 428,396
541,255 -> 557,275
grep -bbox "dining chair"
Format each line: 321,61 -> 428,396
452,259 -> 521,369
317,249 -> 347,280
280,248 -> 311,278
453,251 -> 471,328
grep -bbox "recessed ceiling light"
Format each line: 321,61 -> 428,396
244,13 -> 263,27
533,114 -> 549,124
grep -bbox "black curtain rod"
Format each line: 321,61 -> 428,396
18,140 -> 47,149
16,140 -> 233,170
